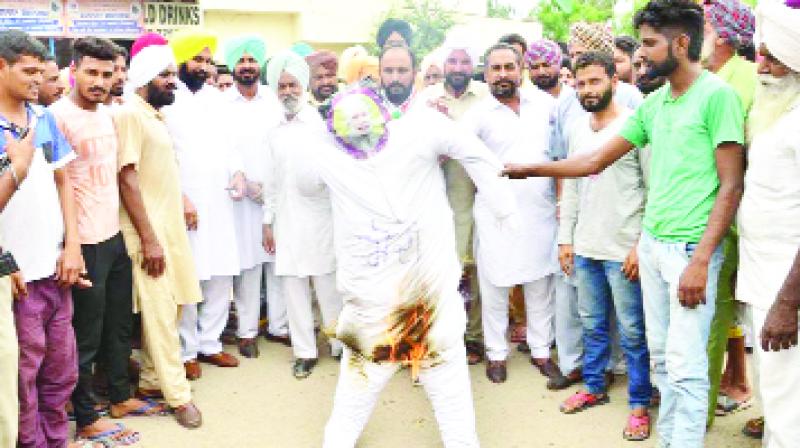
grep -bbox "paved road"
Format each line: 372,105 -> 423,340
113,338 -> 760,447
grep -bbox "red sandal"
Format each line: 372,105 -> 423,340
559,390 -> 609,414
623,413 -> 651,441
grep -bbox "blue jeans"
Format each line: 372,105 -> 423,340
638,231 -> 723,448
575,256 -> 651,409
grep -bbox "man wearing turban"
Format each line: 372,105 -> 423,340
305,50 -> 339,115
170,29 -> 217,93
262,50 -> 342,380
737,2 -> 800,446
700,0 -> 757,427
163,30 -> 245,373
114,33 -> 203,429
221,37 -> 290,357
569,23 -> 644,110
414,31 -> 490,367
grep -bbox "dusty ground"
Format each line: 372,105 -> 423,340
109,339 -> 760,448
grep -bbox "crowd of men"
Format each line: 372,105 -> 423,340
0,0 -> 798,447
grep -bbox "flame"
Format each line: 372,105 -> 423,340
372,299 -> 434,381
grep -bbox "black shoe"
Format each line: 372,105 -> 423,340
486,360 -> 507,383
238,338 -> 260,358
293,358 -> 318,379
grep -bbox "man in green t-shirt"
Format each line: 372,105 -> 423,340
502,1 -> 745,447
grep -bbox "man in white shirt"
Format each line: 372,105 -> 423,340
165,30 -> 243,375
221,35 -> 289,354
556,51 -> 652,441
464,43 -> 561,384
737,3 -> 800,446
262,51 -> 342,379
317,53 -> 516,446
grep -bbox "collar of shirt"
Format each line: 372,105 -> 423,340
129,93 -> 164,120
430,80 -> 484,101
225,83 -> 270,103
486,86 -> 543,111
662,70 -> 710,104
279,103 -> 319,126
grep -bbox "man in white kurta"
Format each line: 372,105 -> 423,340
463,46 -> 560,384
164,59 -> 243,372
221,57 -> 289,349
315,86 -> 516,448
262,51 -> 342,379
736,4 -> 800,446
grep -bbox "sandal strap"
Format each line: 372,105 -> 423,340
628,414 -> 650,427
564,391 -> 600,408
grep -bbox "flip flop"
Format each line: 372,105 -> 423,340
559,391 -> 610,414
81,423 -> 140,446
715,395 -> 753,416
110,398 -> 168,418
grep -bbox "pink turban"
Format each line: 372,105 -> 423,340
526,39 -> 563,67
704,0 -> 755,48
131,32 -> 168,59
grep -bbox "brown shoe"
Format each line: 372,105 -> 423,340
486,360 -> 507,383
174,402 -> 202,429
184,360 -> 202,380
532,358 -> 567,389
548,367 -> 582,391
197,352 -> 239,367
238,338 -> 259,358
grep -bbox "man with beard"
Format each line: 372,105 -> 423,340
614,36 -> 639,84
463,43 -> 561,385
316,83 -> 515,448
737,3 -> 800,446
414,34 -> 489,366
525,38 -> 585,390
700,0 -> 757,425
633,47 -> 666,95
50,36 -> 152,444
306,50 -> 338,116
379,45 -> 417,116
568,22 -> 644,110
503,1 -> 745,446
113,34 -> 203,428
164,30 -> 244,373
105,44 -> 127,106
37,56 -> 64,107
556,51 -> 652,442
262,51 -> 342,379
222,35 -> 289,356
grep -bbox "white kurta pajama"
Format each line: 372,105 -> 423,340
307,107 -> 515,448
737,104 -> 800,448
162,83 -> 241,360
464,89 -> 560,361
263,105 -> 342,360
222,85 -> 288,339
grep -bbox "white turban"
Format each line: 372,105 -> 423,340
441,31 -> 480,68
127,44 -> 176,90
266,50 -> 310,92
757,1 -> 800,73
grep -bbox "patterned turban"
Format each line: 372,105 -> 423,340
169,29 -> 217,65
704,0 -> 755,49
569,22 -> 614,55
306,50 -> 338,72
526,39 -> 563,67
267,50 -> 310,92
224,35 -> 267,71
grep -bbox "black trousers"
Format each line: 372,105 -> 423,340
70,232 -> 133,428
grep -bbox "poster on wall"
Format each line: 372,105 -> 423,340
64,0 -> 145,38
0,0 -> 64,36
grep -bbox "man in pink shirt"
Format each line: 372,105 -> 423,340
50,37 -> 162,444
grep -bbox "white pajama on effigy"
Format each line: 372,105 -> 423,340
323,346 -> 478,448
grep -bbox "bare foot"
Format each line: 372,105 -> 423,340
110,397 -> 165,418
77,418 -> 139,444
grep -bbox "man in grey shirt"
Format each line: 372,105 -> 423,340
556,52 -> 652,442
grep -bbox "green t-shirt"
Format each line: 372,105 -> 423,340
620,70 -> 744,243
717,55 -> 757,116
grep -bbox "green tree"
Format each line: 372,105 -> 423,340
368,0 -> 456,60
614,0 -> 649,37
532,0 -> 614,42
487,0 -> 514,19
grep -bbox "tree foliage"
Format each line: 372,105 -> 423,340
368,0 -> 456,59
532,0 -> 614,42
487,0 -> 514,19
